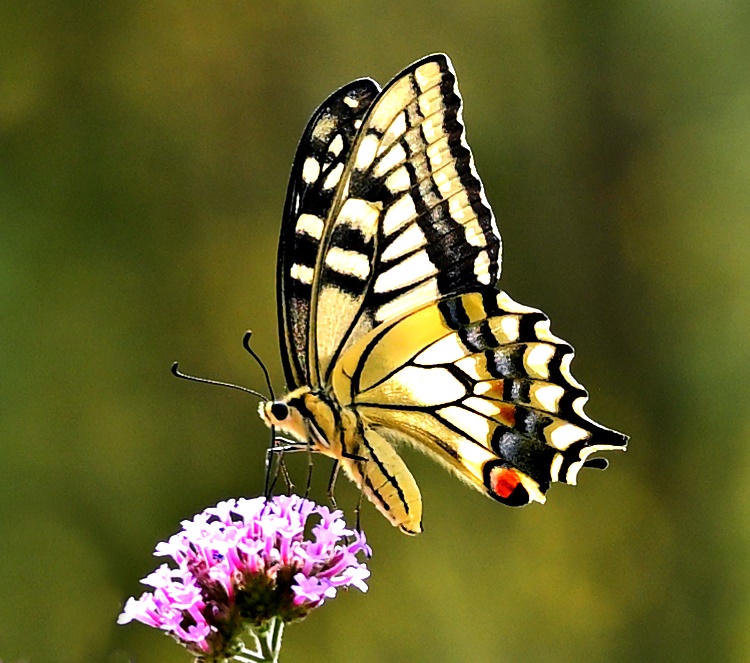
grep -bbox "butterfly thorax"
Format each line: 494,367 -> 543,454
259,386 -> 424,534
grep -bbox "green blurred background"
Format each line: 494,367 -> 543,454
2,2 -> 749,662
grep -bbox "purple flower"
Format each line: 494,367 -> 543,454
118,495 -> 371,660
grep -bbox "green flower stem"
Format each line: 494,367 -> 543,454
232,617 -> 285,663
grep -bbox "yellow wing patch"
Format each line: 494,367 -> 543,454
331,289 -> 626,507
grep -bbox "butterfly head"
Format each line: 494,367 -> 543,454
259,388 -> 348,461
259,387 -> 321,444
260,397 -> 299,437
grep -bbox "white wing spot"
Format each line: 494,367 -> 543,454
385,367 -> 466,406
302,157 -> 320,184
436,406 -> 491,446
496,291 -> 539,314
473,382 -> 492,396
497,315 -> 520,343
550,452 -> 564,482
385,166 -> 411,193
532,384 -> 565,412
374,250 -> 435,293
381,112 -> 408,149
323,162 -> 344,190
463,397 -> 501,417
433,164 -> 461,198
473,250 -> 491,284
295,213 -> 324,240
448,192 -> 469,222
525,344 -> 554,380
375,280 -> 439,323
383,195 -> 417,235
462,215 -> 487,247
381,223 -> 425,262
418,94 -> 436,117
455,356 -> 484,380
414,62 -> 442,91
373,143 -> 407,179
534,318 -> 563,344
337,198 -> 381,234
426,136 -> 452,168
369,77 -> 413,134
572,396 -> 591,420
329,134 -> 344,156
559,353 -> 584,389
548,422 -> 589,450
420,111 -> 444,144
344,95 -> 359,108
415,333 -> 466,365
312,116 -> 336,141
356,134 -> 380,170
290,263 -> 313,285
325,247 -> 371,280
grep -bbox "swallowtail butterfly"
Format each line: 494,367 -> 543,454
259,54 -> 627,534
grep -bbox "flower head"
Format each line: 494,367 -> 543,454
118,495 -> 371,660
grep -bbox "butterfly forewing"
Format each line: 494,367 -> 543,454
278,78 -> 380,388
309,55 -> 501,386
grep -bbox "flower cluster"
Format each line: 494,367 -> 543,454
118,495 -> 371,660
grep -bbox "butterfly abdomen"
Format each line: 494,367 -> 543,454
262,389 -> 423,534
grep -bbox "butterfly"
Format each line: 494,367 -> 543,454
259,53 -> 627,534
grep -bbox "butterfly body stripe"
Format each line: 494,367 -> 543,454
261,388 -> 422,534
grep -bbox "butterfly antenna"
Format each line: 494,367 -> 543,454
242,331 -> 275,401
240,331 -> 293,497
240,332 -> 298,497
171,362 -> 268,401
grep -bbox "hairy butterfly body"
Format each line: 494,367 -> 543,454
259,54 -> 627,534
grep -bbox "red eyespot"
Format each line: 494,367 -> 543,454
490,466 -> 520,498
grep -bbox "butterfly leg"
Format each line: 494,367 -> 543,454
274,457 -> 294,495
263,448 -> 286,496
304,441 -> 315,498
262,427 -> 277,497
326,460 -> 340,510
354,472 -> 365,534
265,436 -> 303,496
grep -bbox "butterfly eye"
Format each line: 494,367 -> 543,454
270,402 -> 290,422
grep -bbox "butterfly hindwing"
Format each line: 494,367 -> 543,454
331,288 -> 628,506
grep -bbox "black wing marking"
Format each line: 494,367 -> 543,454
309,54 -> 502,386
277,78 -> 380,389
331,289 -> 628,506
